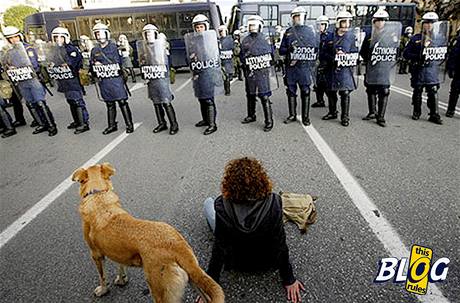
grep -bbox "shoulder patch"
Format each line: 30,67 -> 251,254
28,51 -> 35,57
70,51 -> 77,57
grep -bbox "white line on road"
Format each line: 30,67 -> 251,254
130,82 -> 145,92
0,123 -> 142,250
176,78 -> 192,92
299,121 -> 450,303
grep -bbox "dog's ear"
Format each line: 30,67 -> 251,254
72,168 -> 88,183
100,162 -> 115,180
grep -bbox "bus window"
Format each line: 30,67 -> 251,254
27,26 -> 47,41
259,5 -> 278,27
148,13 -> 176,38
60,20 -> 78,41
310,5 -> 324,20
241,14 -> 251,27
134,14 -> 148,39
325,5 -> 339,18
281,13 -> 291,27
178,11 -> 209,35
400,6 -> 414,27
77,17 -> 92,38
386,5 -> 400,20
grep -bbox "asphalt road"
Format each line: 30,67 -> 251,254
0,70 -> 459,303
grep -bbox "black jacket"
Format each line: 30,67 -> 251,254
207,193 -> 295,286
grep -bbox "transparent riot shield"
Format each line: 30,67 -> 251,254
421,21 -> 449,84
0,42 -> 36,84
365,21 -> 402,86
185,30 -> 224,99
137,39 -> 173,103
286,22 -> 320,85
219,36 -> 235,76
44,43 -> 75,81
332,27 -> 362,90
241,33 -> 279,95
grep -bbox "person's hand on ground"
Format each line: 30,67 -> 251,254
285,280 -> 305,303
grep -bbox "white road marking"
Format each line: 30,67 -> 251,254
299,121 -> 450,303
129,82 -> 145,92
0,123 -> 142,250
176,78 -> 192,92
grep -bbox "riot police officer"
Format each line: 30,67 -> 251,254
185,14 -> 223,135
360,10 -> 401,127
232,30 -> 244,81
312,15 -> 330,108
403,12 -> 447,124
139,24 -> 178,135
446,31 -> 459,118
398,27 -> 413,74
321,11 -> 360,127
279,7 -> 318,126
218,25 -> 234,96
1,26 -> 58,136
117,34 -> 136,83
240,15 -> 277,132
48,27 -> 90,134
90,23 -> 134,134
274,25 -> 285,74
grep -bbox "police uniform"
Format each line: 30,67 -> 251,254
321,30 -> 358,126
51,43 -> 90,133
219,35 -> 235,95
240,32 -> 275,131
0,96 -> 17,138
312,30 -> 329,108
90,40 -> 134,134
403,33 -> 443,123
446,34 -> 459,118
279,24 -> 317,125
398,33 -> 411,74
233,35 -> 243,81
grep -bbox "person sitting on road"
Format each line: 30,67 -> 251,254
197,157 -> 305,303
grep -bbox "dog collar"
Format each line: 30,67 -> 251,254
83,189 -> 108,198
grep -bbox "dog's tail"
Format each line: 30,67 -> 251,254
178,254 -> 225,303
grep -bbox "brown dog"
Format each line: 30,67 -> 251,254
72,163 -> 224,303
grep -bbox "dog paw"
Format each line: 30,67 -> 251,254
114,274 -> 128,286
94,285 -> 109,297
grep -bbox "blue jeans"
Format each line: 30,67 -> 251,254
203,197 -> 216,233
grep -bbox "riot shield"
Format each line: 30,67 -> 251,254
0,43 -> 37,84
332,27 -> 361,90
185,30 -> 224,99
44,43 -> 76,81
137,39 -> 173,103
365,21 -> 402,86
219,36 -> 235,76
241,33 -> 278,95
287,22 -> 320,85
421,21 -> 449,84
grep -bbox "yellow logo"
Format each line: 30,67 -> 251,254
405,245 -> 432,295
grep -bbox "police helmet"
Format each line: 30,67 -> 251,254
404,26 -> 413,34
247,15 -> 264,33
239,25 -> 246,33
51,27 -> 71,45
422,12 -> 439,23
192,14 -> 210,31
218,25 -> 228,37
142,24 -> 159,43
335,11 -> 353,29
316,15 -> 329,26
2,26 -> 23,42
372,9 -> 389,22
92,23 -> 110,43
291,7 -> 307,26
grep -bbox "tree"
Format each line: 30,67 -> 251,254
3,5 -> 38,32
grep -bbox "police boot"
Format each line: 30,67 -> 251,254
118,100 -> 134,133
260,96 -> 273,132
322,92 -> 338,120
237,67 -> 243,81
153,104 -> 168,133
204,102 -> 217,135
363,93 -> 377,120
426,87 -> 442,125
376,89 -> 389,127
0,108 -> 16,138
12,96 -> 26,127
301,90 -> 311,126
29,104 -> 47,134
446,89 -> 458,118
37,101 -> 58,136
26,103 -> 39,128
224,79 -> 231,96
283,95 -> 297,124
74,107 -> 90,134
411,88 -> 422,120
340,91 -> 351,127
164,103 -> 179,135
312,86 -> 326,108
130,68 -> 136,83
195,100 -> 209,127
102,102 -> 118,135
67,103 -> 79,129
242,95 -> 257,123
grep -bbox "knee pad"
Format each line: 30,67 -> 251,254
426,85 -> 438,94
339,90 -> 350,98
117,99 -> 128,106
